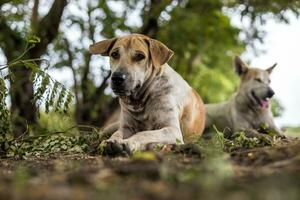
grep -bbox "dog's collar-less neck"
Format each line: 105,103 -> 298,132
134,66 -> 158,100
235,91 -> 266,116
119,66 -> 161,112
120,96 -> 144,112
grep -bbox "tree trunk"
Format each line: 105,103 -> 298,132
94,98 -> 119,127
75,72 -> 120,127
5,0 -> 67,135
75,96 -> 119,128
10,65 -> 36,135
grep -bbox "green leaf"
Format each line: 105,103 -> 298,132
26,35 -> 41,44
5,134 -> 14,142
132,151 -> 157,161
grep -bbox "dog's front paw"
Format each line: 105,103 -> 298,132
275,133 -> 286,139
101,139 -> 131,156
243,130 -> 273,145
273,130 -> 286,139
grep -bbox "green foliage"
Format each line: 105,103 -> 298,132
38,111 -> 76,133
0,111 -> 110,158
225,132 -> 272,152
29,65 -> 74,114
207,126 -> 275,152
285,126 -> 300,137
0,77 -> 11,134
0,125 -> 104,158
0,36 -> 73,120
132,151 -> 158,161
0,36 -> 74,155
46,82 -> 59,113
157,0 -> 244,102
26,35 -> 40,44
271,98 -> 284,117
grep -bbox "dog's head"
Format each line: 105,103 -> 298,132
89,34 -> 173,96
234,56 -> 277,109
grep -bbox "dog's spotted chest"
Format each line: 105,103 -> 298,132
121,75 -> 175,133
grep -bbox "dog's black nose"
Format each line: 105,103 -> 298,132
111,72 -> 126,86
267,88 -> 275,98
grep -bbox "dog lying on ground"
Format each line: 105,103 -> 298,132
89,34 -> 205,155
205,56 -> 283,137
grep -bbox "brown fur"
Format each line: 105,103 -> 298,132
242,70 -> 260,82
181,89 -> 205,142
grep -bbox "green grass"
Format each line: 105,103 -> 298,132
285,126 -> 300,137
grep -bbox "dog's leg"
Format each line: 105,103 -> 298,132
243,129 -> 273,144
103,127 -> 183,155
101,122 -> 119,138
101,130 -> 129,156
266,119 -> 285,138
124,127 -> 183,151
109,130 -> 123,140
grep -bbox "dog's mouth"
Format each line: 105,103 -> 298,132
112,88 -> 130,96
251,91 -> 270,109
112,84 -> 141,97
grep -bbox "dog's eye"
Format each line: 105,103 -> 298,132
134,53 -> 145,61
255,78 -> 262,83
111,51 -> 120,59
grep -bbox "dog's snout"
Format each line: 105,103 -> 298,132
111,72 -> 126,86
267,88 -> 275,98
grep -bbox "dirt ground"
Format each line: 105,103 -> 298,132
1,137 -> 300,200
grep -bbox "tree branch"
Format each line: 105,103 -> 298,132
63,37 -> 80,106
88,70 -> 111,107
81,5 -> 94,101
30,0 -> 39,32
87,4 -> 96,44
31,0 -> 68,58
0,0 -> 10,7
94,97 -> 119,126
140,0 -> 172,38
0,16 -> 24,59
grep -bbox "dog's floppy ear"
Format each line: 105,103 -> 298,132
234,56 -> 248,76
147,38 -> 174,68
266,63 -> 277,74
89,38 -> 117,56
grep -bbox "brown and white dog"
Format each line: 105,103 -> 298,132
89,34 -> 205,155
205,56 -> 283,137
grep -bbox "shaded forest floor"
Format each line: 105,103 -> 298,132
1,135 -> 300,200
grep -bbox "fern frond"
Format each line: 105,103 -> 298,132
0,78 -> 11,134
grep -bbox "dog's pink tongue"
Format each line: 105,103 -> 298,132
261,100 -> 269,109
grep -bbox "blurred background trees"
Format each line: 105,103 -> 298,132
0,0 -> 68,134
0,0 -> 299,134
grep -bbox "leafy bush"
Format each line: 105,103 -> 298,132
207,126 -> 276,152
0,125 -> 107,158
0,36 -> 73,134
0,36 -> 74,155
38,111 -> 76,134
0,78 -> 10,135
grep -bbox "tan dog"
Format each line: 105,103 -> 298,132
205,56 -> 282,137
89,34 -> 205,155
